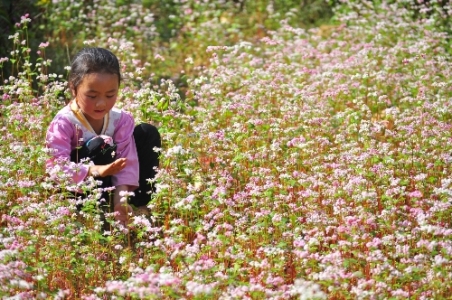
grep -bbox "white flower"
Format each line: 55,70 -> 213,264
167,145 -> 185,155
289,279 -> 326,300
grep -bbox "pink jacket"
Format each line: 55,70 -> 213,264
45,101 -> 139,189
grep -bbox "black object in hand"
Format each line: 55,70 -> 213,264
70,135 -> 117,165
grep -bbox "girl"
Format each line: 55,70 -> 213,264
46,47 -> 161,226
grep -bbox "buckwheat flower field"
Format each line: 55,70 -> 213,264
1,0 -> 452,299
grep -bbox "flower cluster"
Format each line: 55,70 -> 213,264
2,1 -> 452,299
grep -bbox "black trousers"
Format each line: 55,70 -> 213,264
72,123 -> 161,208
130,123 -> 161,206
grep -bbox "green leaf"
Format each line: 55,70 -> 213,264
9,205 -> 21,214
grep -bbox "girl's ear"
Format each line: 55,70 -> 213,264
69,83 -> 76,97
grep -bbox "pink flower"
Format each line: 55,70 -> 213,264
39,42 -> 49,48
408,190 -> 423,198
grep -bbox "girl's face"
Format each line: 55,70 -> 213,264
72,72 -> 119,124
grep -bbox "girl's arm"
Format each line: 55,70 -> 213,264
107,111 -> 140,226
46,115 -> 127,183
111,111 -> 140,191
46,116 -> 90,184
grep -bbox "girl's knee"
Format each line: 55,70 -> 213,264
134,123 -> 160,141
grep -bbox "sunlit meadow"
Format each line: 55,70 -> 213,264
1,0 -> 452,299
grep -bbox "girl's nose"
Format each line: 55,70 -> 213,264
96,99 -> 106,108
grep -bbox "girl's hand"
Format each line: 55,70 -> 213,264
89,158 -> 127,177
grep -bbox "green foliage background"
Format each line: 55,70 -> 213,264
0,0 -> 335,82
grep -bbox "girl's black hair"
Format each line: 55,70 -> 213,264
68,47 -> 121,92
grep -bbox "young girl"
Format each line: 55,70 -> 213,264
46,47 -> 161,226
